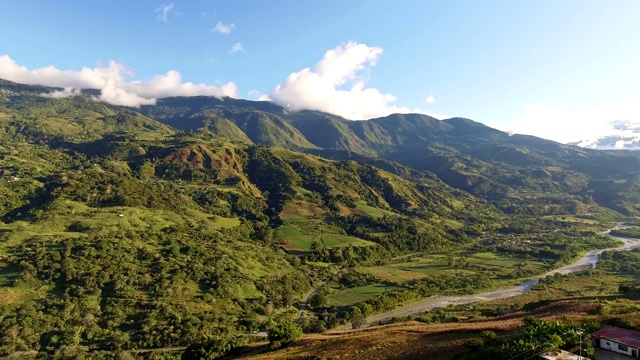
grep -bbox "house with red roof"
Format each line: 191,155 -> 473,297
591,326 -> 640,358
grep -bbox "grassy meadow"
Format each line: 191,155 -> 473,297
361,252 -> 546,284
326,284 -> 401,307
274,222 -> 376,252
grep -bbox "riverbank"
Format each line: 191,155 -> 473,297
328,227 -> 640,331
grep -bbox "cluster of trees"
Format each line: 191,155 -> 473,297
244,146 -> 299,226
49,168 -> 190,211
181,320 -> 302,359
334,214 -> 457,254
0,142 -> 322,355
465,317 -> 595,360
0,222 -> 310,354
474,219 -> 620,265
610,227 -> 640,238
599,248 -> 640,275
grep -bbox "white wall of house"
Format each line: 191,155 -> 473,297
600,338 -> 637,357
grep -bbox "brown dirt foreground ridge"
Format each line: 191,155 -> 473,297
239,320 -> 518,360
238,300 -> 598,360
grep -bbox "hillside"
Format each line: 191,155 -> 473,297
134,94 -> 640,216
0,80 -> 506,356
0,79 -> 637,358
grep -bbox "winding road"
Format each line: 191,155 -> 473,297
295,267 -> 347,322
328,226 -> 640,331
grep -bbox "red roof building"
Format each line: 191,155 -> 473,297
591,326 -> 640,358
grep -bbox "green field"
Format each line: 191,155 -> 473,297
0,200 -> 241,255
275,225 -> 376,252
472,252 -> 497,259
442,219 -> 464,229
356,203 -> 395,218
327,284 -> 399,307
306,261 -> 332,268
362,253 -> 546,283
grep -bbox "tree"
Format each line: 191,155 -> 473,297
268,320 -> 302,349
181,337 -> 234,360
479,331 -> 497,345
308,293 -> 327,309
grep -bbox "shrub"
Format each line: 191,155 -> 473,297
268,320 -> 303,348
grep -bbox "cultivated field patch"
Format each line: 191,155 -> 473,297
275,225 -> 376,252
327,284 -> 400,307
362,253 -> 546,284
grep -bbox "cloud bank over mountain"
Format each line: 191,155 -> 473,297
1,40 -> 638,149
571,119 -> 640,149
504,95 -> 640,149
0,55 -> 238,107
262,42 -> 432,120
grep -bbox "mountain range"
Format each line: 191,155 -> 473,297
3,78 -> 640,216
1,78 -> 639,355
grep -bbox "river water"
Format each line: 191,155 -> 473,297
331,226 -> 640,329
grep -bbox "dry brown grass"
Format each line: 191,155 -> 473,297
239,299 -> 604,360
337,204 -> 367,217
279,240 -> 305,252
240,320 -> 523,360
281,203 -> 326,219
0,288 -> 32,305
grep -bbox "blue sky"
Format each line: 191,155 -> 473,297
1,1 -> 639,146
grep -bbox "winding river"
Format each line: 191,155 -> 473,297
330,226 -> 640,330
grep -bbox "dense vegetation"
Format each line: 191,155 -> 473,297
609,227 -> 640,238
464,317 -> 595,359
0,79 -> 639,358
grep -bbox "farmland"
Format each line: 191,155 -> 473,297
274,224 -> 376,252
326,284 -> 401,307
361,252 -> 547,284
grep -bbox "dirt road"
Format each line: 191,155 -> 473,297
296,267 -> 346,322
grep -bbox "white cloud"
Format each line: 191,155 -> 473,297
426,95 -> 436,104
228,43 -> 244,54
247,89 -> 261,99
263,41 -> 427,120
211,21 -> 235,35
40,87 -> 82,99
0,54 -> 237,107
155,3 -> 174,22
503,95 -> 640,146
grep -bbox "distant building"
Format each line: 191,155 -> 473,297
539,348 -> 588,360
592,326 -> 640,358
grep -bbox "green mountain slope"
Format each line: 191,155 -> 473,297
0,81 -> 503,353
132,93 -> 640,215
0,79 -> 635,356
0,80 -> 174,144
137,97 -> 317,150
